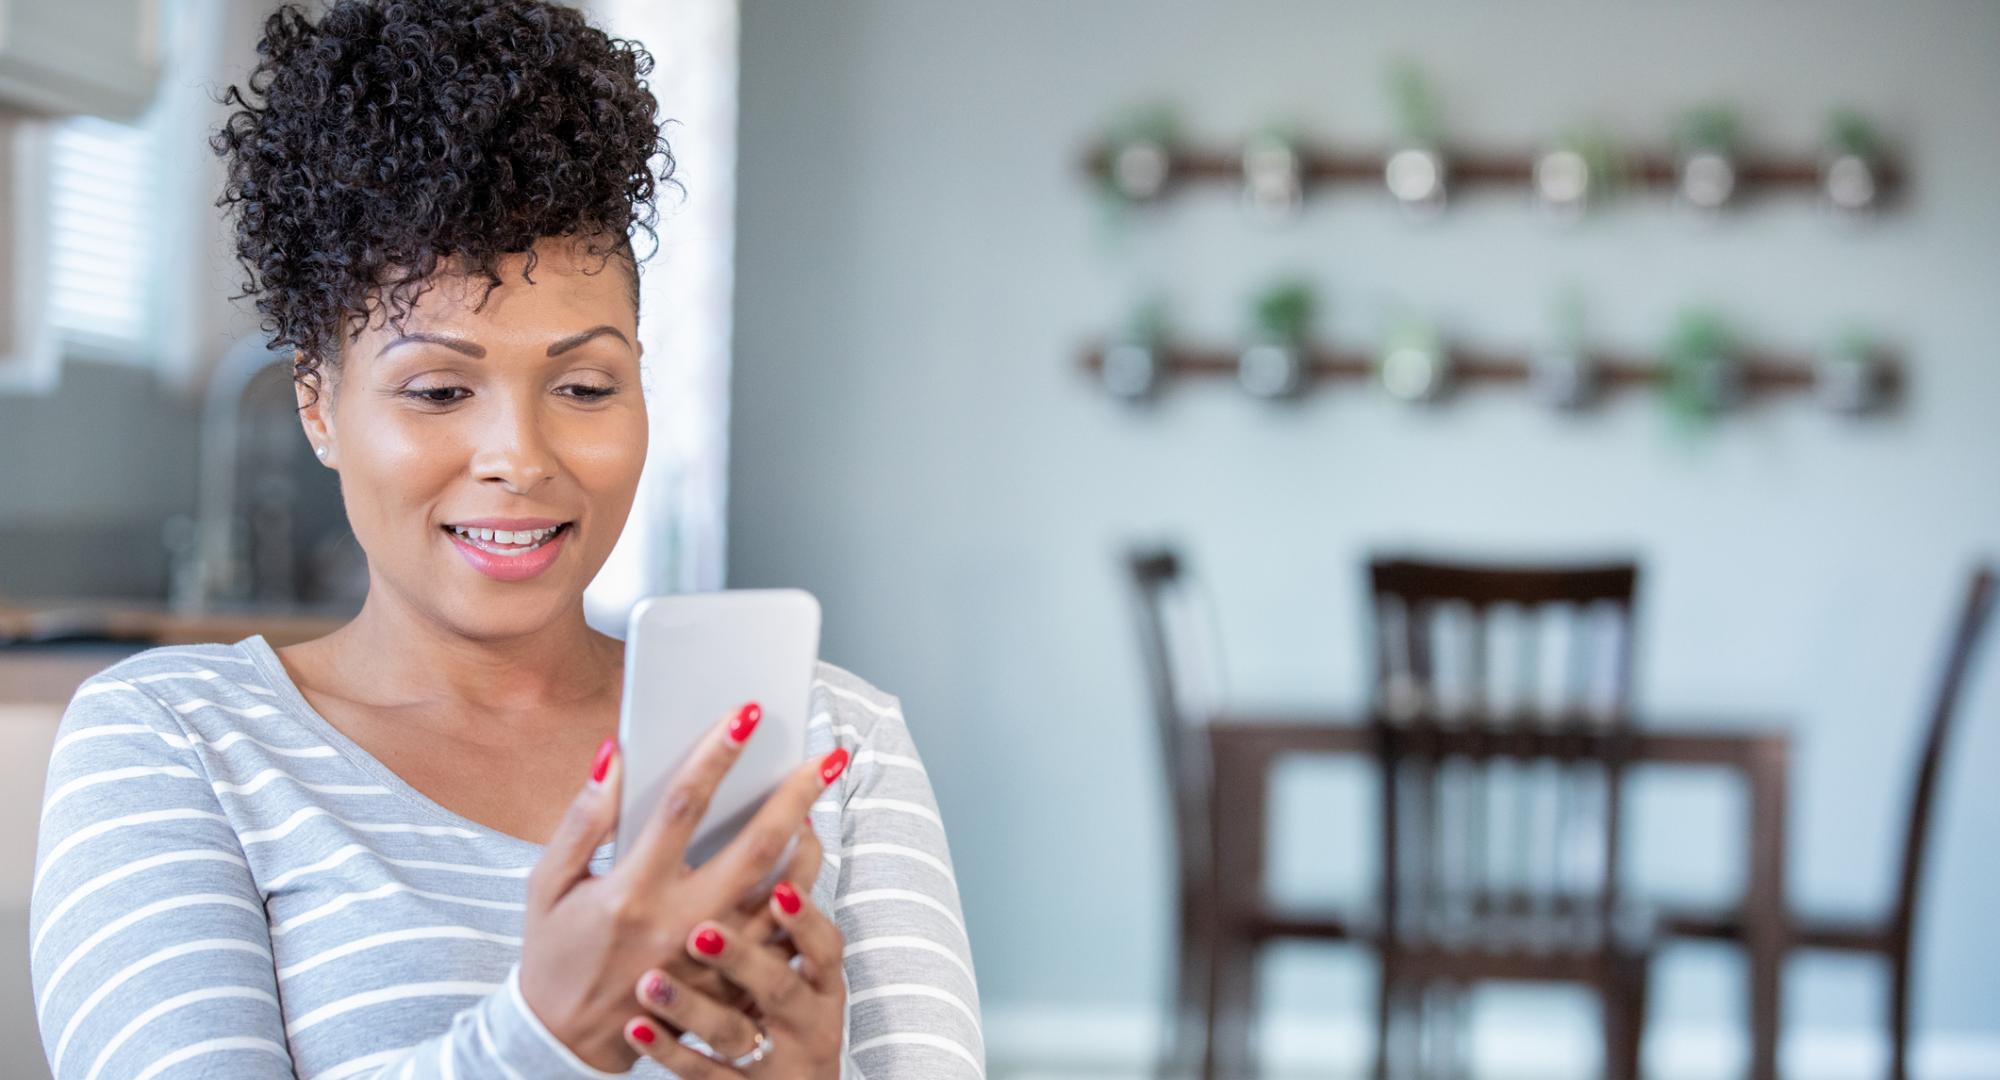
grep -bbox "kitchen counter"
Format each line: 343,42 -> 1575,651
0,601 -> 352,702
0,600 -> 351,645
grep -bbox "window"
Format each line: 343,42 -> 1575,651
46,115 -> 158,360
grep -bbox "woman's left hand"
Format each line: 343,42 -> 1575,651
625,878 -> 848,1078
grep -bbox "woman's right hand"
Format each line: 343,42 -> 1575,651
517,704 -> 850,1071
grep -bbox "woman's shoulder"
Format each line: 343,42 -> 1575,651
61,639 -> 275,727
810,660 -> 907,729
82,638 -> 263,681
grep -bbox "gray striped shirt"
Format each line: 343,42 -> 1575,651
29,636 -> 982,1078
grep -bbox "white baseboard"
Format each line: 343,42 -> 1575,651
984,1004 -> 2000,1079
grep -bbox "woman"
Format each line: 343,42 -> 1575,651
28,1 -> 980,1077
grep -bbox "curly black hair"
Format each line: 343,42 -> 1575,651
211,0 -> 676,399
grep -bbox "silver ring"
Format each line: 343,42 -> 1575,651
729,1029 -> 774,1069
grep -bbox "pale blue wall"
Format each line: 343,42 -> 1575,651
729,0 -> 2000,1055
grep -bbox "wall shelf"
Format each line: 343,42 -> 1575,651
1079,142 -> 1903,205
1077,341 -> 1903,407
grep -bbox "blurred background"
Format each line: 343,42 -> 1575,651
3,2 -> 1997,1078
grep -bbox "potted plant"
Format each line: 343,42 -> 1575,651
1238,280 -> 1316,399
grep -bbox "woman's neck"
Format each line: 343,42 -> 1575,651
309,585 -> 623,719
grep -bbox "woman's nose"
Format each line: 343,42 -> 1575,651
469,398 -> 558,492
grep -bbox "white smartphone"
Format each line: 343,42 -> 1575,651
614,589 -> 822,870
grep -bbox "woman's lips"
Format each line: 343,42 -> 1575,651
443,522 -> 571,582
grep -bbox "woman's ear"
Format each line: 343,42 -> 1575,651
294,353 -> 335,466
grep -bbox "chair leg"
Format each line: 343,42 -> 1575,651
1889,955 -> 1911,1080
1374,963 -> 1396,1080
1602,960 -> 1649,1080
1163,909 -> 1211,1080
1204,936 -> 1257,1080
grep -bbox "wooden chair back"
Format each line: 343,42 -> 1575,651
1125,547 -> 1225,894
1892,566 -> 1996,943
1366,556 -> 1641,947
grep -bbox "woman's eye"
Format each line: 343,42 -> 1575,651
402,386 -> 470,404
561,384 -> 619,401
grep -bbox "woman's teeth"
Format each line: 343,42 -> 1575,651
447,523 -> 566,555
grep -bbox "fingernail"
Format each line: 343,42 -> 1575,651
640,971 -> 675,1006
692,926 -> 725,956
773,881 -> 802,915
727,702 -> 762,743
629,1019 -> 657,1045
590,738 -> 616,784
818,747 -> 849,785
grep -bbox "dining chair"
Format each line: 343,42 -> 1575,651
1663,564 -> 1996,1080
1367,556 -> 1647,1080
1126,547 -> 1221,1079
1124,547 -> 1355,1079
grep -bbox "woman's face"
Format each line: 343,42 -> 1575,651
298,236 -> 648,641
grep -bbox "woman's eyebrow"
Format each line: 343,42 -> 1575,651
374,325 -> 628,359
378,331 -> 486,359
546,325 -> 629,355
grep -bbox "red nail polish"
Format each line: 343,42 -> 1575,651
693,927 -> 725,956
728,702 -> 762,743
590,738 -> 616,783
818,747 -> 849,785
630,1019 -> 657,1045
773,881 -> 802,915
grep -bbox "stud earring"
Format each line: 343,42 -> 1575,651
314,446 -> 328,459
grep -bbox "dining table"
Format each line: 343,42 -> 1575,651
1204,712 -> 1790,1080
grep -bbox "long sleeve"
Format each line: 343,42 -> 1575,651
28,674 -> 621,1080
821,682 -> 985,1078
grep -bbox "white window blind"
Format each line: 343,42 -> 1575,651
46,115 -> 158,356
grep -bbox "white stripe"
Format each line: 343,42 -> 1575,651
130,1036 -> 289,1080
844,935 -> 978,988
438,1030 -> 457,1080
266,843 -> 531,891
171,697 -> 282,718
42,764 -> 199,813
84,985 -> 278,1080
73,679 -> 140,699
474,1006 -> 530,1080
313,1047 -> 416,1080
819,681 -> 905,719
848,982 -> 983,1031
39,893 -> 261,1012
53,938 -> 271,1072
807,713 -> 864,741
49,723 -> 335,762
48,722 -> 155,754
844,797 -> 944,828
239,805 -> 482,844
854,749 -> 926,773
277,925 -> 523,980
32,850 -> 249,955
849,1031 -> 984,1075
34,808 -> 229,892
845,842 -> 954,880
131,669 -> 277,697
144,649 -> 260,667
835,888 -> 969,937
210,767 -> 389,797
271,882 -> 525,936
285,980 -> 498,1037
